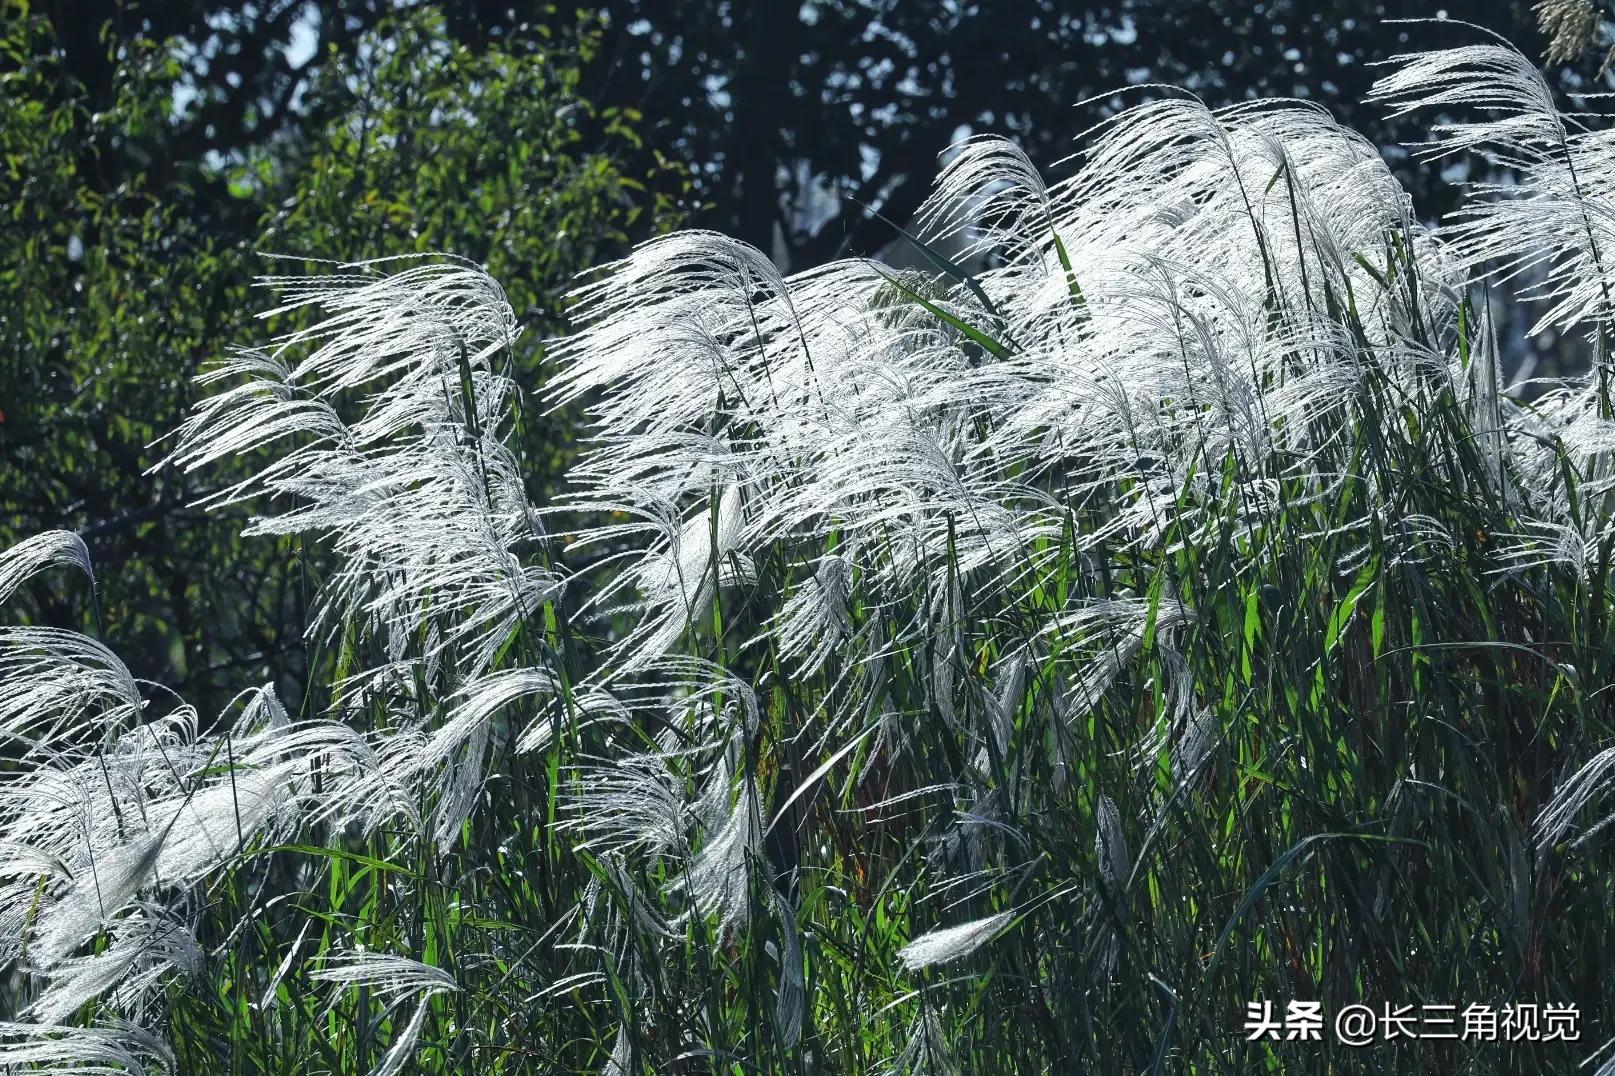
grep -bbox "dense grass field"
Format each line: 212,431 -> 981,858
5,33 -> 1615,1076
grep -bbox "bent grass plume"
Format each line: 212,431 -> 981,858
4,31 -> 1615,1075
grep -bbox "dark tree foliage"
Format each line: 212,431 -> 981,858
533,1 -> 1577,269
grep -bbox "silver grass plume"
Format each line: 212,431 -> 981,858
1538,746 -> 1615,848
0,1020 -> 174,1076
1536,0 -> 1605,66
896,910 -> 1013,971
677,764 -> 763,940
310,948 -> 459,1003
165,257 -> 556,689
1370,34 -> 1615,337
1095,793 -> 1132,977
312,950 -> 459,1076
880,1008 -> 963,1076
0,531 -> 93,606
162,258 -> 568,853
0,532 -> 409,1050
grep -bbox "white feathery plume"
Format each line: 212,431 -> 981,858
561,752 -> 688,859
0,1020 -> 174,1076
1491,518 -> 1601,579
259,919 -> 312,1013
1538,746 -> 1615,848
674,747 -> 763,939
585,852 -> 674,946
602,1022 -> 634,1076
921,134 -> 1055,266
896,909 -> 1013,971
312,950 -> 459,1076
772,886 -> 806,1048
160,257 -> 570,869
418,666 -> 558,773
418,667 -> 558,845
165,258 -> 555,686
879,1008 -> 963,1076
147,763 -> 296,882
0,627 -> 144,754
0,531 -> 94,606
27,905 -> 202,1025
605,483 -> 752,669
1046,600 -> 1195,721
1370,35 -> 1615,336
772,553 -> 855,676
369,1001 -> 434,1076
311,948 -> 459,1002
1095,793 -> 1131,976
26,835 -> 167,970
1170,709 -> 1220,788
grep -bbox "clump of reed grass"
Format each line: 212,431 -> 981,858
4,27 -> 1615,1076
